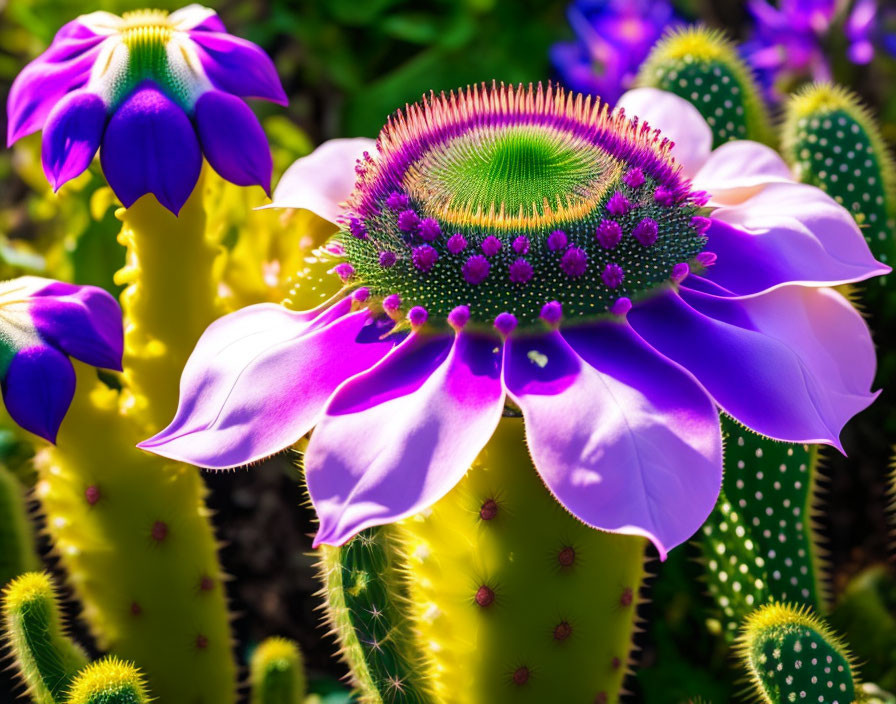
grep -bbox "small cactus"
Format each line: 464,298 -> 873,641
737,603 -> 857,704
637,27 -> 773,146
2,572 -> 88,704
65,657 -> 150,704
249,637 -> 308,704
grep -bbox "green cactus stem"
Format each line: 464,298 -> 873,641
737,603 -> 857,704
636,27 -> 773,147
2,572 -> 88,704
249,637 -> 308,704
65,657 -> 151,704
0,462 -> 39,589
700,418 -> 826,639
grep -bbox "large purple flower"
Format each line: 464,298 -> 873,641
0,277 -> 122,442
139,84 -> 887,558
745,0 -> 878,88
6,4 -> 287,215
550,0 -> 681,104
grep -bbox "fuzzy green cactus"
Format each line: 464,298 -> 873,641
319,527 -> 431,703
65,657 -> 150,704
321,419 -> 647,704
32,178 -> 236,703
737,603 -> 857,704
782,83 -> 896,281
636,27 -> 773,146
249,637 -> 308,704
700,418 -> 826,639
2,572 -> 89,704
0,462 -> 39,589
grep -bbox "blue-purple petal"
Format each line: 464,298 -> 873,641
194,90 -> 272,193
100,84 -> 201,215
190,32 -> 288,106
41,90 -> 106,190
28,281 -> 123,371
2,345 -> 76,443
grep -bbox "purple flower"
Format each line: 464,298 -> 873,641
140,84 -> 887,559
0,277 -> 122,442
7,6 -> 287,215
550,0 -> 682,104
745,0 -> 879,90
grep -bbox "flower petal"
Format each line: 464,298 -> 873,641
170,4 -> 224,32
692,140 -> 793,205
616,87 -> 713,179
194,90 -> 272,193
7,34 -> 105,145
100,84 -> 202,215
307,331 -> 504,547
41,90 -> 106,190
27,280 -> 123,371
2,345 -> 75,443
703,182 -> 889,295
139,299 -> 401,469
628,287 -> 878,449
503,326 -> 721,559
189,32 -> 287,105
261,138 -> 376,224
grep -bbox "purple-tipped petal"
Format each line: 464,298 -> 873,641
261,138 -> 377,223
41,90 -> 106,190
692,140 -> 793,205
7,33 -> 105,145
28,280 -> 122,371
100,84 -> 201,215
703,182 -> 889,295
2,345 -> 75,443
503,327 -> 721,559
628,287 -> 878,449
139,299 -> 402,469
189,32 -> 287,105
170,5 -> 225,32
194,90 -> 272,193
616,88 -> 713,178
307,331 -> 504,547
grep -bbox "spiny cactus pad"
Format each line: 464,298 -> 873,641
781,83 -> 896,280
2,572 -> 88,704
65,657 -> 150,704
737,603 -> 856,704
249,637 -> 308,704
319,526 -> 432,703
701,418 -> 824,639
395,418 -> 647,704
637,27 -> 772,147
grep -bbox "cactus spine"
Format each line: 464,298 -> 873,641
64,657 -> 150,704
32,178 -> 236,703
249,637 -> 308,704
2,572 -> 89,704
636,27 -> 774,146
737,603 -> 857,704
0,462 -> 39,588
322,419 -> 648,703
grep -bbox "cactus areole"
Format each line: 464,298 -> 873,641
142,83 -> 886,558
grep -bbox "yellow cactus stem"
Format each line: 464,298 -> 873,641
34,172 -> 239,704
113,172 -> 223,432
3,572 -> 89,704
65,656 -> 151,704
395,417 -> 648,704
249,637 -> 308,704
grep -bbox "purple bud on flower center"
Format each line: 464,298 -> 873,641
596,220 -> 623,249
379,251 -> 397,268
540,300 -> 563,325
448,305 -> 470,330
383,293 -> 402,314
512,236 -> 530,254
609,296 -> 632,316
386,192 -> 410,210
560,247 -> 588,278
419,218 -> 442,242
623,167 -> 645,189
408,306 -> 428,327
481,236 -> 502,257
633,218 -> 659,246
602,263 -> 624,289
606,191 -> 632,216
508,259 -> 533,285
671,262 -> 690,283
547,230 -> 568,251
494,312 -> 518,337
397,209 -> 421,232
334,263 -> 356,281
463,255 -> 490,285
412,244 -> 439,273
696,251 -> 717,268
447,233 -> 467,254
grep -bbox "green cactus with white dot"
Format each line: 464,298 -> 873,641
319,419 -> 647,704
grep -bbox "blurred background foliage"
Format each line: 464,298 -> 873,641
1,0 -> 895,702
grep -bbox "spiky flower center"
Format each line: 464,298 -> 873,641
340,84 -> 709,330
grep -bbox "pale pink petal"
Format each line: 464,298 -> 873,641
693,140 -> 793,205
